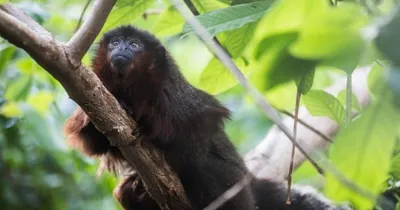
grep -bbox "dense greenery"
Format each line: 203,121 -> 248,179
1,0 -> 400,209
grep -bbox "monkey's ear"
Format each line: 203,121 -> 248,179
155,45 -> 166,58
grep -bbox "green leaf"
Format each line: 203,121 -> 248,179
5,75 -> 33,101
27,92 -> 55,116
0,0 -> 9,4
253,0 -> 329,42
295,69 -> 315,94
182,1 -> 271,38
367,62 -> 386,97
152,7 -> 185,37
0,45 -> 15,76
252,41 -> 317,91
375,6 -> 400,66
232,0 -> 264,4
218,0 -> 233,4
199,57 -> 250,94
191,0 -> 229,13
0,102 -> 22,117
303,90 -> 346,124
289,4 -> 367,73
337,89 -> 361,112
217,22 -> 257,58
390,152 -> 400,180
102,0 -> 156,32
326,93 -> 399,209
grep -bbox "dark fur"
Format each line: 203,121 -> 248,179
64,25 -> 350,210
64,25 -> 255,210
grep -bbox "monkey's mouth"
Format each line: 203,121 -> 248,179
111,54 -> 132,67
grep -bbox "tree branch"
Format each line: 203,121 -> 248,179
67,0 -> 115,61
0,2 -> 191,210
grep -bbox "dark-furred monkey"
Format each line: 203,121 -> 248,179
64,25 -> 350,210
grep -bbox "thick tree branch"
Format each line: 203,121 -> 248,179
0,3 -> 191,210
67,0 -> 115,61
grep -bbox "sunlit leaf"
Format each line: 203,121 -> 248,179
303,90 -> 346,124
295,69 -> 315,95
289,4 -> 367,73
217,22 -> 257,58
27,92 -> 55,116
252,42 -> 317,91
367,62 -> 386,97
218,0 -> 232,4
0,102 -> 22,117
5,75 -> 33,101
200,57 -> 250,94
337,89 -> 361,112
326,92 -> 399,209
253,0 -> 328,43
191,0 -> 229,13
182,1 -> 271,38
102,0 -> 156,32
17,57 -> 43,75
152,7 -> 185,37
232,0 -> 262,4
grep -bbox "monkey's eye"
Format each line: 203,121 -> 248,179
111,38 -> 120,46
129,41 -> 140,48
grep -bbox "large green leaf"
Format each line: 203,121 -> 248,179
191,0 -> 229,14
253,0 -> 328,43
152,7 -> 185,37
217,22 -> 257,58
303,90 -> 346,124
326,92 -> 399,209
199,57 -> 250,94
182,1 -> 271,38
251,36 -> 317,91
289,4 -> 367,73
102,0 -> 156,33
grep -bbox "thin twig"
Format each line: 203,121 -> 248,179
67,0 -> 116,61
276,108 -> 333,143
285,91 -> 301,204
74,0 -> 92,33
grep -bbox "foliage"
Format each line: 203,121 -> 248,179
2,0 -> 400,209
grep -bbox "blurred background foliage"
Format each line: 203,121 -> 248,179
1,0 -> 400,209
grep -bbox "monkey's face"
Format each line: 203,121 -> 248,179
107,36 -> 143,72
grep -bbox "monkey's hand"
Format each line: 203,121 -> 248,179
114,173 -> 160,210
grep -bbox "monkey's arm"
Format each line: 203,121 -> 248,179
64,107 -> 111,156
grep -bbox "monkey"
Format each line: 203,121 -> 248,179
64,25 -> 351,210
64,25 -> 256,210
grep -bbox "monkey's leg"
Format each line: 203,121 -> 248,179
114,173 -> 160,210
